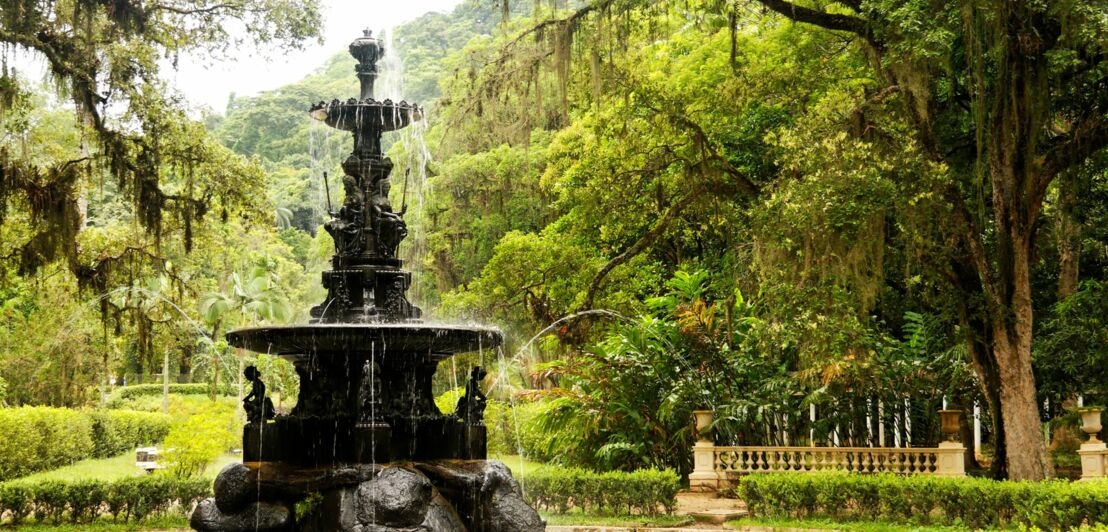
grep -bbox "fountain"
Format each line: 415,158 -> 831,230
190,30 -> 545,532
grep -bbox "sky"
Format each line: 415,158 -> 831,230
170,0 -> 465,112
9,0 -> 463,114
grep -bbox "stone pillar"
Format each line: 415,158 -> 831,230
935,409 -> 966,476
935,441 -> 966,477
689,410 -> 719,491
1078,407 -> 1106,481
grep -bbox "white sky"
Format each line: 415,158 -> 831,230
9,0 -> 463,114
172,0 -> 464,112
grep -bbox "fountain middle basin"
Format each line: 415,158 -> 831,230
228,323 -> 501,357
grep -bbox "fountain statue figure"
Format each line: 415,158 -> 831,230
190,30 -> 544,532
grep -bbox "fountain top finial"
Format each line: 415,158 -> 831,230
350,29 -> 384,65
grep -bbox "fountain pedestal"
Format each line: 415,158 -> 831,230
190,29 -> 543,532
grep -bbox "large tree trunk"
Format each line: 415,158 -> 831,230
991,318 -> 1053,479
1054,172 -> 1081,298
978,1 -> 1055,480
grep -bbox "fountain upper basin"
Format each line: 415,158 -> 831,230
309,99 -> 422,132
227,323 -> 502,357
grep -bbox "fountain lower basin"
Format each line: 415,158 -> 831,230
228,323 -> 502,358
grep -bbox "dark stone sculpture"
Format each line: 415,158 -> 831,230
455,366 -> 489,425
243,365 -> 275,424
194,29 -> 542,532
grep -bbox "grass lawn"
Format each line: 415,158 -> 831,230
728,517 -> 974,531
15,451 -> 239,483
0,515 -> 189,531
542,511 -> 693,527
488,453 -> 549,478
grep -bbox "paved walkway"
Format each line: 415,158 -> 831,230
675,490 -> 748,525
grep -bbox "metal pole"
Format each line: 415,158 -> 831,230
904,397 -> 912,447
162,350 -> 170,415
974,400 -> 982,459
809,403 -> 816,445
878,400 -> 886,447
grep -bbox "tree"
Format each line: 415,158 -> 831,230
747,0 -> 1108,482
0,0 -> 322,288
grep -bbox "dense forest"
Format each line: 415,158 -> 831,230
2,0 -> 1107,483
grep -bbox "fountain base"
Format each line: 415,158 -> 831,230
242,418 -> 487,465
191,461 -> 544,532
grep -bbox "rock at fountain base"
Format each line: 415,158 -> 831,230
416,460 -> 545,532
195,461 -> 543,531
299,466 -> 467,531
190,498 -> 292,532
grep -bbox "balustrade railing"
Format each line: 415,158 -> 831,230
715,446 -> 942,475
688,410 -> 967,490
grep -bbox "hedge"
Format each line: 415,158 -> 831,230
0,475 -> 210,525
105,383 -> 235,408
739,472 -> 1108,530
90,410 -> 172,458
523,466 -> 679,516
0,407 -> 170,481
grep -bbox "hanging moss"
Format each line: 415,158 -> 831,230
0,152 -> 83,275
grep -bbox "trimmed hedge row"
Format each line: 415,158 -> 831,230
739,472 -> 1108,530
0,475 -> 210,525
90,410 -> 173,458
523,466 -> 679,516
0,407 -> 170,481
105,383 -> 234,408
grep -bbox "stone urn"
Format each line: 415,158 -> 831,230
693,410 -> 713,443
939,409 -> 962,442
1080,407 -> 1103,443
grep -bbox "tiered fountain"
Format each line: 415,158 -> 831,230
191,31 -> 545,532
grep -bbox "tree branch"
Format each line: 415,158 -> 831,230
579,189 -> 703,312
754,0 -> 872,40
1042,116 -> 1108,185
148,2 -> 242,16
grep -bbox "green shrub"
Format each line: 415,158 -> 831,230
163,415 -> 233,479
90,410 -> 172,457
105,383 -> 234,408
739,472 -> 1108,530
0,475 -> 210,525
523,465 -> 679,516
0,407 -> 171,481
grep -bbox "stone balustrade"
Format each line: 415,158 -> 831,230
689,410 -> 966,490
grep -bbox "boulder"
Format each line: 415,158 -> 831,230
416,460 -> 545,531
190,498 -> 291,532
299,464 -> 466,531
214,462 -> 256,514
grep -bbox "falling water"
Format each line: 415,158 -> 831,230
372,27 -> 435,311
